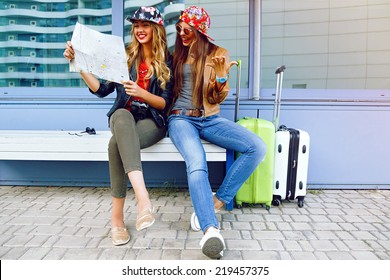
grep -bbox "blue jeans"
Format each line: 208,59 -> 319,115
168,114 -> 267,232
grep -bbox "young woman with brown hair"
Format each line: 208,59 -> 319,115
168,6 -> 267,259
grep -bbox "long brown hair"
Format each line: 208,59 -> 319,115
173,24 -> 217,108
126,22 -> 171,89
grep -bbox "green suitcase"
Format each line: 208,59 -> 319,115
235,117 -> 275,210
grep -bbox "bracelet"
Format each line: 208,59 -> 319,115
215,74 -> 228,84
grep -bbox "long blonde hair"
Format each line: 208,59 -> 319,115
173,25 -> 217,107
126,23 -> 170,89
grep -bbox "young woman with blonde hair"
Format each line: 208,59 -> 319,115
64,6 -> 173,246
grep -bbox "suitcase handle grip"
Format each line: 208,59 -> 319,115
275,65 -> 286,74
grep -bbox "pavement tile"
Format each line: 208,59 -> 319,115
221,229 -> 243,240
290,251 -> 317,260
326,251 -> 354,260
161,249 -> 182,260
311,222 -> 343,231
25,235 -> 51,247
162,239 -> 185,250
132,238 -> 152,249
136,249 -> 162,260
0,246 -> 11,258
350,251 -> 380,260
30,225 -> 64,236
309,240 -> 338,251
0,247 -> 29,260
180,249 -> 209,260
42,248 -> 67,260
290,222 -> 313,231
13,225 -> 36,235
148,238 -> 163,249
220,249 -> 242,260
241,250 -> 280,260
282,240 -> 302,251
343,240 -> 374,251
62,248 -> 102,260
377,240 -> 390,250
231,221 -> 252,230
144,229 -> 178,239
240,230 -> 252,240
260,240 -> 284,251
53,235 -> 92,248
313,230 -> 339,240
375,251 -> 390,260
4,235 -> 34,247
226,239 -> 261,250
19,247 -> 52,260
350,230 -> 377,240
98,248 -> 127,260
0,187 -> 388,260
123,249 -> 139,260
275,222 -> 293,231
252,230 -> 284,240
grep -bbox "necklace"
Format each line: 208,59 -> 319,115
139,61 -> 149,75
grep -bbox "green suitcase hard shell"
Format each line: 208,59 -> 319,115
235,117 -> 275,210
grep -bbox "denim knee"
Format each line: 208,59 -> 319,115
255,137 -> 268,162
187,155 -> 208,175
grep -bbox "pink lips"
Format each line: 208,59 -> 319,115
181,36 -> 191,45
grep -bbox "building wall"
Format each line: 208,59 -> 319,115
1,0 -> 390,188
1,94 -> 390,188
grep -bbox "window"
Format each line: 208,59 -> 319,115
261,0 -> 390,90
0,0 -> 113,88
0,0 -> 250,98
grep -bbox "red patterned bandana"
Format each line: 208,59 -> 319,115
179,6 -> 214,41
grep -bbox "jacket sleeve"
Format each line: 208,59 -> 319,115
160,55 -> 175,113
206,48 -> 231,104
89,80 -> 116,98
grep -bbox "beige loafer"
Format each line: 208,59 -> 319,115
111,227 -> 130,246
136,207 -> 155,231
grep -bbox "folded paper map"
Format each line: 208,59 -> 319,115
69,22 -> 129,83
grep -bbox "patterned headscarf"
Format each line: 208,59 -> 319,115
179,6 -> 214,41
127,6 -> 164,26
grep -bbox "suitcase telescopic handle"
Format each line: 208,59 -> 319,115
232,60 -> 242,122
273,65 -> 286,130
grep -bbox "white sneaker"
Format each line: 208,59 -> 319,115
190,209 -> 221,232
199,227 -> 225,259
190,212 -> 201,232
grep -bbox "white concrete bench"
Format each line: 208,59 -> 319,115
0,130 -> 227,162
0,129 -> 234,210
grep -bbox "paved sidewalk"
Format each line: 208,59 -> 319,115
0,186 -> 389,260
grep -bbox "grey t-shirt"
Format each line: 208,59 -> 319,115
172,64 -> 195,110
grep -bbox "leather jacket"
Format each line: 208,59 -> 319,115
90,55 -> 174,127
202,47 -> 231,117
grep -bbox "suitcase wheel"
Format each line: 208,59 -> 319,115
272,195 -> 282,207
297,197 -> 304,208
272,199 -> 281,207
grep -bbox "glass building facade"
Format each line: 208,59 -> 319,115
0,0 -> 185,88
1,0 -> 388,93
